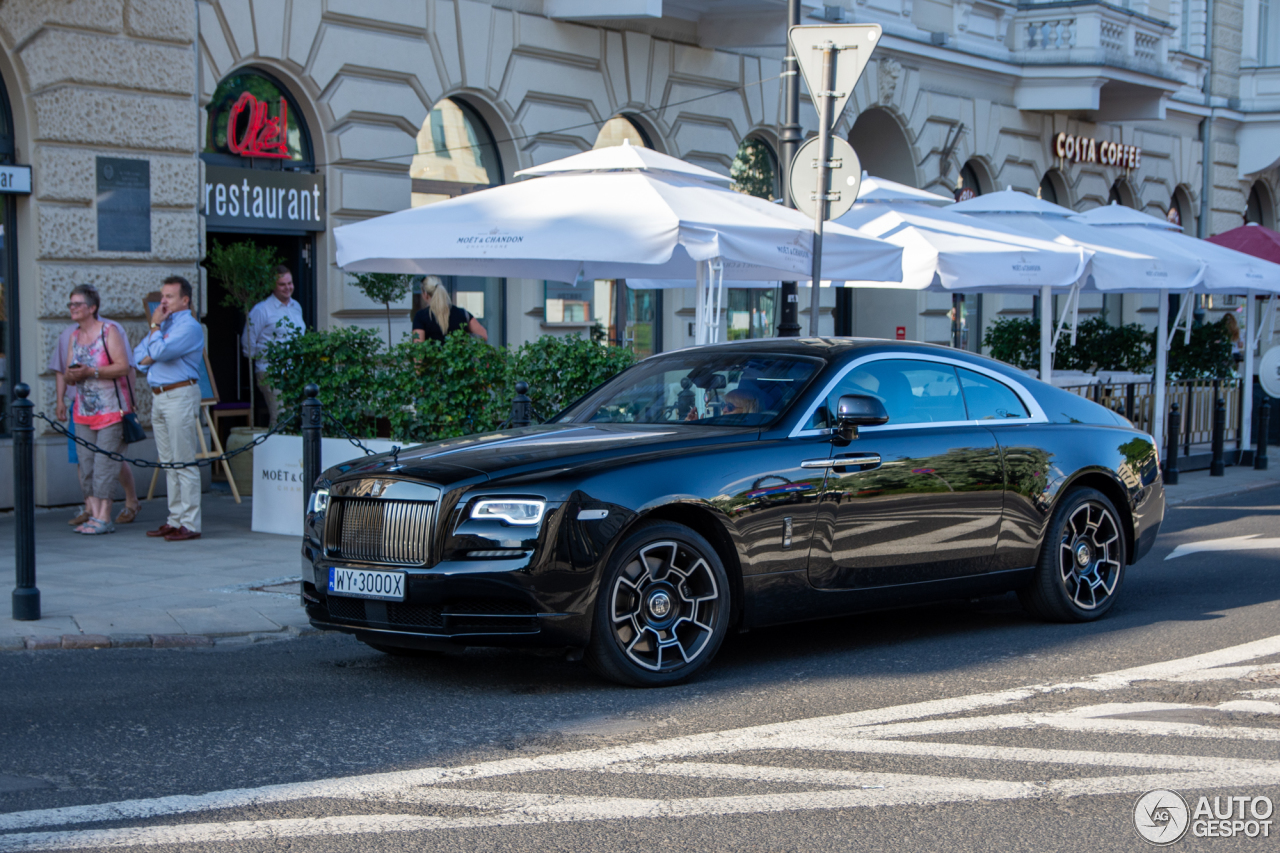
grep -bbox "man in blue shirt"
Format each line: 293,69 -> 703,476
133,276 -> 205,541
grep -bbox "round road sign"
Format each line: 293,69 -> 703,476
788,136 -> 861,221
1260,345 -> 1280,399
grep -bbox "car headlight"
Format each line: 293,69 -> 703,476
308,487 -> 330,515
471,499 -> 546,525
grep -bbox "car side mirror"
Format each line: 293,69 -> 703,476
835,394 -> 889,441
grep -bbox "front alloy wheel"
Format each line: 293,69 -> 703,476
1020,487 -> 1127,622
587,521 -> 730,686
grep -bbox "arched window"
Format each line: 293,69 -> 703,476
1246,182 -> 1276,228
409,98 -> 505,344
410,98 -> 502,204
731,137 -> 778,202
594,115 -> 650,149
1108,179 -> 1137,208
848,109 -> 916,187
205,69 -> 313,168
1039,171 -> 1067,206
956,160 -> 988,201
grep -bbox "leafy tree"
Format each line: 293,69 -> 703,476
1167,315 -> 1233,379
349,272 -> 415,348
204,240 -> 282,316
731,138 -> 776,201
982,317 -> 1040,371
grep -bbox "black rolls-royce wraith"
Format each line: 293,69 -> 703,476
301,338 -> 1164,686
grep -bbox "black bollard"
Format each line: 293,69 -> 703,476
1125,383 -> 1135,422
1165,401 -> 1180,485
12,384 -> 39,621
301,384 -> 322,501
1257,396 -> 1271,471
510,381 -> 533,428
1210,396 -> 1226,476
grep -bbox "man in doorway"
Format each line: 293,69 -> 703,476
134,275 -> 204,542
49,292 -> 142,525
242,265 -> 304,427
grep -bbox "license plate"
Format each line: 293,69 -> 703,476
327,567 -> 406,601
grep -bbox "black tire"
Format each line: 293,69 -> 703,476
585,521 -> 731,687
1019,487 -> 1127,623
360,640 -> 443,658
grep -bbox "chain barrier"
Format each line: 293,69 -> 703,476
322,412 -> 385,457
33,412 -> 299,470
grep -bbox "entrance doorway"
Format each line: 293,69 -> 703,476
204,229 -> 315,427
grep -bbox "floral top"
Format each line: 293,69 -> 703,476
70,326 -> 128,430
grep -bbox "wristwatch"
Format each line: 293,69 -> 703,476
150,323 -> 160,330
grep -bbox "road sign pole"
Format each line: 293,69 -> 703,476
808,43 -> 836,336
778,0 -> 803,338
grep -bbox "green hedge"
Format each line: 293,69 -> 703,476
982,315 -> 1234,379
263,329 -> 635,442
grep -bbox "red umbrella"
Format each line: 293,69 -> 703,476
1207,223 -> 1280,264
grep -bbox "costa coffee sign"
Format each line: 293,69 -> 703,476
226,92 -> 290,159
1054,132 -> 1142,170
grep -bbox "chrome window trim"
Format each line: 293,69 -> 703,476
788,352 -> 1049,439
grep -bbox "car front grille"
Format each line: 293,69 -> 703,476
321,597 -> 537,634
326,498 -> 432,566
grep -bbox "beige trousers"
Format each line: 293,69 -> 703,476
255,371 -> 280,427
152,383 -> 201,533
76,422 -> 123,500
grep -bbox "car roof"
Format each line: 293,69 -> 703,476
657,337 -> 1011,369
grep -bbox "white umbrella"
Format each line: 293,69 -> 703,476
1071,203 -> 1280,450
335,144 -> 902,345
855,173 -> 954,205
951,189 -> 1204,395
832,201 -> 1089,292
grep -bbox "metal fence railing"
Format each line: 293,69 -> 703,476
1058,378 -> 1243,455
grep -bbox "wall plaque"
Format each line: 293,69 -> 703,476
96,157 -> 151,252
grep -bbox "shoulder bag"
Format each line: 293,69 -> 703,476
101,325 -> 146,443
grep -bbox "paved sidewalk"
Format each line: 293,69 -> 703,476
0,465 -> 1277,651
0,492 -> 309,650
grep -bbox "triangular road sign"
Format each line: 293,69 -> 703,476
788,24 -> 882,131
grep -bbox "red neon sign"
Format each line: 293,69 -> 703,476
226,92 -> 290,159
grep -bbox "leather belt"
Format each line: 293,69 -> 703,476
151,379 -> 198,395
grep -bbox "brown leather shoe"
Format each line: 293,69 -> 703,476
146,524 -> 178,538
164,526 -> 201,542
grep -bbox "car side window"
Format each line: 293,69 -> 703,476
957,367 -> 1030,420
809,359 -> 967,428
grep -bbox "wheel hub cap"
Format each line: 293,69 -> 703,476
648,590 -> 672,619
1074,541 -> 1092,568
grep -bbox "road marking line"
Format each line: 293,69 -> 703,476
1165,534 -> 1280,560
2,632 -> 1280,841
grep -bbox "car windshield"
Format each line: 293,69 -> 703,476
554,352 -> 822,426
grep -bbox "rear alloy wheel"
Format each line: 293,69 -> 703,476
586,521 -> 730,687
1019,487 -> 1126,622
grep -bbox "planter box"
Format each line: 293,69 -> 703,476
251,434 -> 402,536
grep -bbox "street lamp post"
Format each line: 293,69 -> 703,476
778,0 -> 802,337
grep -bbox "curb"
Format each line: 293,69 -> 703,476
1165,477 -> 1280,506
1,624 -> 323,652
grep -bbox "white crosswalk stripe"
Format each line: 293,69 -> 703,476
2,635 -> 1279,850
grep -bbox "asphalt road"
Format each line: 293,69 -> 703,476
1,486 -> 1279,852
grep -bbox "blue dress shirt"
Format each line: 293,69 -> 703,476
133,310 -> 204,387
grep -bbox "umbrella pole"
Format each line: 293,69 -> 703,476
695,261 -> 706,346
1039,285 -> 1052,384
1154,289 -> 1169,450
1243,289 -> 1255,451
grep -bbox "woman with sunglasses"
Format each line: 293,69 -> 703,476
61,285 -> 133,534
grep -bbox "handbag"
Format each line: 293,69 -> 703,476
101,324 -> 146,443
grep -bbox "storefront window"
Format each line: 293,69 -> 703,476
545,279 -> 610,327
1246,182 -> 1275,228
727,289 -> 777,341
205,70 -> 312,167
0,73 -> 14,437
594,116 -> 649,149
956,162 -> 983,201
624,287 -> 660,357
1038,174 -> 1059,205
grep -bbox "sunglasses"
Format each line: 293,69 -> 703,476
67,301 -> 90,309
722,402 -> 738,413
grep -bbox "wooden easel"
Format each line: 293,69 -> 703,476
144,311 -> 242,504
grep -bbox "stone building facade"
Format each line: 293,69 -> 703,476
0,0 -> 1275,507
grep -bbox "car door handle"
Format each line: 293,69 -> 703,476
802,455 -> 881,469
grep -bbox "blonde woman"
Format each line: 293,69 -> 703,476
412,276 -> 488,342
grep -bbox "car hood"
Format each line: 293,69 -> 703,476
326,423 -> 756,486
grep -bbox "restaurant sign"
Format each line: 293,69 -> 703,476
203,165 -> 325,232
1054,132 -> 1142,170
